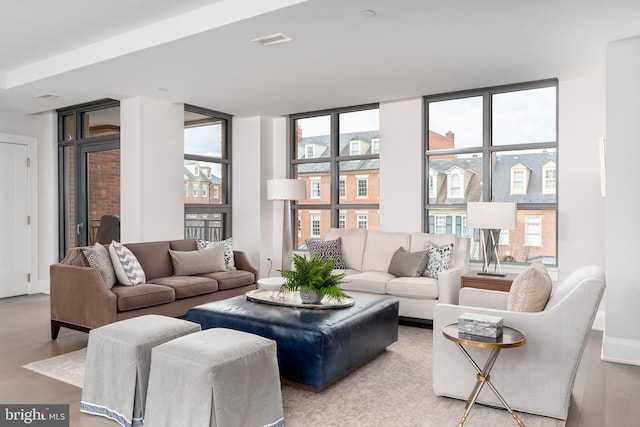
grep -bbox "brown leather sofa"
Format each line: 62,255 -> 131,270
49,239 -> 257,339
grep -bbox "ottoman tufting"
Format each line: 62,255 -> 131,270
144,328 -> 284,427
187,293 -> 399,390
80,315 -> 201,427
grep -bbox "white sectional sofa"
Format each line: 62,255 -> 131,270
322,228 -> 470,321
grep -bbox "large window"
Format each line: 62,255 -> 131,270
57,99 -> 121,260
291,104 -> 379,249
424,79 -> 558,266
184,105 -> 232,241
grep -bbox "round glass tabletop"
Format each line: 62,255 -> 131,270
442,323 -> 526,349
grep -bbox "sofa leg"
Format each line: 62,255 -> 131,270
51,321 -> 61,340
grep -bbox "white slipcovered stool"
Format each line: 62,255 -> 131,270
144,328 -> 284,427
80,315 -> 201,427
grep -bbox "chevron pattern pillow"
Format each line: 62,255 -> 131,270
108,241 -> 146,286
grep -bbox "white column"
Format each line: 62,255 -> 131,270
120,97 -> 184,242
379,98 -> 423,232
603,35 -> 640,366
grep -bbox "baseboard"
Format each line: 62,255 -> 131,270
30,279 -> 50,295
601,332 -> 640,366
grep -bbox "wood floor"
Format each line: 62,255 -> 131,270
1,294 -> 638,426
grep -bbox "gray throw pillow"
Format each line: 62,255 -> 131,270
108,241 -> 146,286
196,238 -> 236,270
306,238 -> 347,269
81,243 -> 116,289
387,247 -> 429,277
169,245 -> 226,276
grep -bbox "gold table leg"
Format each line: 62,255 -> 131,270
455,344 -> 525,427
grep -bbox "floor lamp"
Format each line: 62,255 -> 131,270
467,202 -> 517,277
267,179 -> 306,270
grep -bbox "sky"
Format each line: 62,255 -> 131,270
428,86 -> 556,148
297,108 -> 380,138
184,123 -> 222,158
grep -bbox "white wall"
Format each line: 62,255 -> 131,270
34,111 -> 57,292
603,36 -> 640,366
120,97 -> 184,242
557,75 -> 607,278
379,98 -> 424,232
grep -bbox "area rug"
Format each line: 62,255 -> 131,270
23,326 -> 564,427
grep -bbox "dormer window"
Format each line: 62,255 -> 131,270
305,145 -> 315,159
510,163 -> 530,195
428,170 -> 439,200
542,161 -> 556,194
371,138 -> 380,154
350,140 -> 361,155
446,166 -> 466,199
194,164 -> 200,176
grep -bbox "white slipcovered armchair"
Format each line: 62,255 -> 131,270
432,265 -> 605,420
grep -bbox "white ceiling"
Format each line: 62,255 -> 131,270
1,0 -> 639,117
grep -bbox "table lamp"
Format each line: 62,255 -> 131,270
267,179 -> 306,270
467,202 -> 517,276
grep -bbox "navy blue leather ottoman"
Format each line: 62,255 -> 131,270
186,293 -> 399,391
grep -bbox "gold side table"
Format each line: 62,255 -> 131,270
442,323 -> 526,427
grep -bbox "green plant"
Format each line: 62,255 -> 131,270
278,254 -> 349,302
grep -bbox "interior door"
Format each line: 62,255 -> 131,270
0,142 -> 29,297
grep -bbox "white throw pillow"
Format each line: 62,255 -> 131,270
169,245 -> 226,276
196,238 -> 235,270
81,243 -> 116,289
507,261 -> 552,312
108,241 -> 146,286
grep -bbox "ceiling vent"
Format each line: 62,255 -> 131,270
251,33 -> 292,46
35,93 -> 59,100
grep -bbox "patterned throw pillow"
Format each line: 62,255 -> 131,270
196,238 -> 236,270
422,241 -> 454,279
305,238 -> 347,269
81,243 -> 116,289
108,241 -> 146,286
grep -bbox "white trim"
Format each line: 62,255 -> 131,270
602,333 -> 640,366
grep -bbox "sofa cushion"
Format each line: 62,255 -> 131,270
362,231 -> 411,272
81,243 -> 116,289
324,228 -> 367,271
147,276 -> 219,299
508,261 -> 552,312
422,241 -> 454,279
199,270 -> 256,291
387,247 -> 429,277
339,271 -> 392,294
111,283 -> 175,311
109,241 -> 147,286
386,277 -> 439,299
306,238 -> 346,269
125,241 -> 173,281
197,238 -> 236,270
169,239 -> 198,252
169,245 -> 226,276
